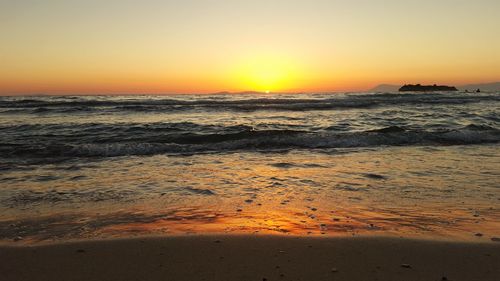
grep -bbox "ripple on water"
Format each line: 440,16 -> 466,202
3,188 -> 138,207
183,187 -> 215,196
269,162 -> 327,169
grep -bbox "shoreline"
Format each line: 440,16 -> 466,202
2,231 -> 499,247
2,235 -> 499,281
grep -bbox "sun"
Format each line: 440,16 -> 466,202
233,54 -> 299,93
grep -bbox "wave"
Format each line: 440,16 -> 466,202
1,92 -> 499,113
1,124 -> 498,159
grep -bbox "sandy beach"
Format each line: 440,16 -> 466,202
1,235 -> 499,281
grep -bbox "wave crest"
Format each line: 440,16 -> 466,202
1,125 -> 498,159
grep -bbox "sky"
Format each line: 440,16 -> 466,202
1,0 -> 499,94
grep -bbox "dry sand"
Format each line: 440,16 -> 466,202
1,235 -> 499,281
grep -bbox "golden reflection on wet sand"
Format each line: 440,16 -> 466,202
95,203 -> 499,242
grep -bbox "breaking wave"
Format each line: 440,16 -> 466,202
1,124 -> 498,159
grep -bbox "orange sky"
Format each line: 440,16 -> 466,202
1,0 -> 499,95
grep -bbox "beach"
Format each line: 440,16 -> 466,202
2,235 -> 499,281
1,93 -> 499,280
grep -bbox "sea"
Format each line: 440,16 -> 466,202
0,92 -> 499,243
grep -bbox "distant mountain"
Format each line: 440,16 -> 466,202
458,82 -> 500,92
211,91 -> 270,95
368,84 -> 400,92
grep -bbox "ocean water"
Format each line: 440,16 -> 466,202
0,92 -> 499,243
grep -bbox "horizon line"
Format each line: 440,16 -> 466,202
1,80 -> 499,96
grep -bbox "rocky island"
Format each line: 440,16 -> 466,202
399,84 -> 458,92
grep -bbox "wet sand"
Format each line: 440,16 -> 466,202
1,235 -> 499,281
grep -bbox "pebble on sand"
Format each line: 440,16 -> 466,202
331,267 -> 338,272
475,233 -> 483,237
364,173 -> 387,180
401,263 -> 411,268
13,236 -> 23,242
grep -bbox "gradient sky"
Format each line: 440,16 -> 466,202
1,0 -> 499,94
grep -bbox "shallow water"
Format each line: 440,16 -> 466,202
0,92 -> 499,243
